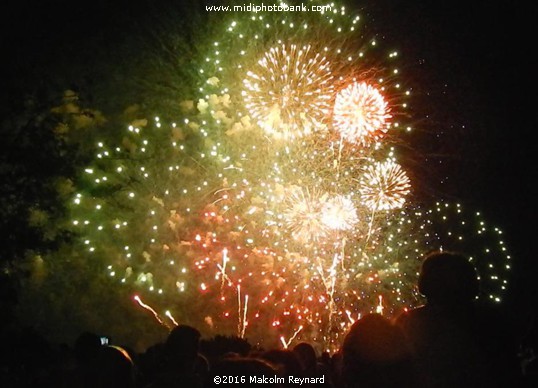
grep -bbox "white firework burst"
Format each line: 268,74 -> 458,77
284,187 -> 330,242
333,82 -> 391,146
359,160 -> 411,211
321,195 -> 359,231
243,44 -> 334,140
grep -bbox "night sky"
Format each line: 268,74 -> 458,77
2,0 -> 535,326
362,0 -> 535,315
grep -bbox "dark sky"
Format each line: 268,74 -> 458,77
363,0 -> 535,314
2,0 -> 535,315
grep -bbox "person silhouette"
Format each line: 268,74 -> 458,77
395,250 -> 521,388
147,324 -> 203,388
71,331 -> 103,388
95,345 -> 135,388
341,313 -> 416,388
292,342 -> 333,386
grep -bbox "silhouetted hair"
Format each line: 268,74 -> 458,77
292,342 -> 317,371
96,345 -> 134,388
418,250 -> 479,303
260,348 -> 303,377
165,324 -> 201,359
342,313 -> 415,387
342,314 -> 410,365
74,331 -> 102,365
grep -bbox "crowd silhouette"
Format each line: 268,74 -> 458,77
1,250 -> 536,387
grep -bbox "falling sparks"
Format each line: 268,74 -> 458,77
134,295 -> 167,328
280,325 -> 304,349
219,248 -> 230,296
165,310 -> 179,326
241,294 -> 249,338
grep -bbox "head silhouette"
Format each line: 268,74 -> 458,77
342,313 -> 414,387
164,324 -> 201,368
96,345 -> 134,388
418,250 -> 479,305
74,331 -> 102,366
343,313 -> 409,365
292,342 -> 317,374
260,348 -> 302,377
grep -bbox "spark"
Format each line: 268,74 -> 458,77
375,295 -> 384,314
134,295 -> 167,328
280,325 -> 304,349
220,248 -> 230,295
317,253 -> 342,333
165,310 -> 179,326
241,294 -> 249,338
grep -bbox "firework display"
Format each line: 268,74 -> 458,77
67,1 -> 511,349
